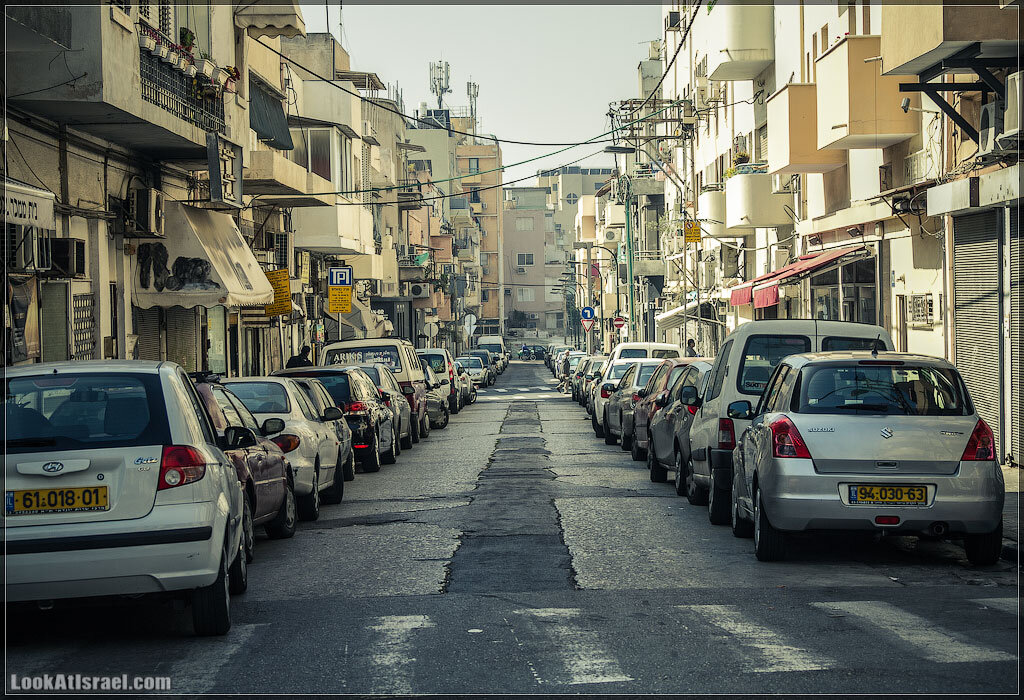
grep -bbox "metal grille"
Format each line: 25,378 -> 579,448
158,0 -> 172,36
275,232 -> 289,271
953,211 -> 1001,454
1010,205 -> 1021,466
361,142 -> 371,205
72,293 -> 95,360
139,49 -> 225,132
108,0 -> 131,13
139,2 -> 150,20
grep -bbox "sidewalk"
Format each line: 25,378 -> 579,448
1002,465 -> 1019,563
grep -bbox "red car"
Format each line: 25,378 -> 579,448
628,358 -> 708,463
195,376 -> 297,563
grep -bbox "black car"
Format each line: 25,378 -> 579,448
352,362 -> 415,450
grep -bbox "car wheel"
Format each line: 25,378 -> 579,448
322,452 -> 345,504
342,450 -> 356,481
434,403 -> 450,429
684,456 -> 709,506
731,471 -> 754,538
648,443 -> 668,483
450,394 -> 461,415
393,423 -> 402,458
470,388 -> 478,404
410,413 -> 420,443
592,410 -> 604,438
297,462 -> 321,521
362,431 -> 382,473
964,521 -> 1003,565
620,424 -> 633,452
227,527 -> 248,595
674,450 -> 686,496
753,486 -> 785,562
630,432 -> 645,462
192,546 -> 231,636
240,494 -> 255,563
382,424 -> 398,464
265,476 -> 297,539
420,412 -> 431,439
603,409 -> 617,445
708,467 -> 730,525
401,419 -> 414,449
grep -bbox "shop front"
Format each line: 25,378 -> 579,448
5,178 -> 55,366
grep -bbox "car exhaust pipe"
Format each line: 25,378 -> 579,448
929,521 -> 949,537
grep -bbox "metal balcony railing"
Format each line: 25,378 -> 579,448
139,49 -> 224,132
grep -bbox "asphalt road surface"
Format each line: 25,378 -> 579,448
7,361 -> 1020,695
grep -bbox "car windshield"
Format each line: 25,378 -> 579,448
274,372 -> 351,405
738,335 -> 812,395
619,349 -> 648,358
226,381 -> 292,414
797,363 -> 970,416
458,357 -> 484,369
420,353 -> 447,373
636,363 -> 659,385
324,345 -> 402,371
479,344 -> 502,354
591,360 -> 606,374
6,373 -> 171,454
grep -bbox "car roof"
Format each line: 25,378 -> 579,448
785,350 -> 956,369
615,342 -> 678,349
223,376 -> 293,385
5,359 -> 171,377
323,338 -> 412,348
275,366 -> 351,375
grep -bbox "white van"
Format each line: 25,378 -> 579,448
476,335 -> 508,372
608,342 -> 682,363
679,320 -> 894,525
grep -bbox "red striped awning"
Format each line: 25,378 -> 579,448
729,245 -> 867,307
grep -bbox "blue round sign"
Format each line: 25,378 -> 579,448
580,306 -> 596,320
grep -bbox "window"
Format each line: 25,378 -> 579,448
910,294 -> 933,324
515,218 -> 535,232
566,193 -> 579,205
228,381 -> 291,414
707,339 -> 734,401
287,128 -> 347,189
293,385 -> 320,421
516,287 -> 535,302
822,336 -> 884,351
636,363 -> 659,386
645,364 -> 669,392
212,387 -> 243,427
467,158 -> 479,174
225,391 -> 261,431
470,188 -> 481,204
758,365 -> 789,414
796,364 -> 969,416
517,253 -> 534,266
737,335 -> 811,395
482,289 -> 490,302
323,345 -> 402,370
619,349 -> 648,358
651,348 -> 681,358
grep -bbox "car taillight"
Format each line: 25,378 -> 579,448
271,434 -> 301,453
158,445 -> 207,490
600,387 -> 612,399
961,418 -> 995,461
769,416 -> 811,459
347,401 -> 366,412
687,405 -> 698,415
718,418 -> 736,450
631,392 -> 641,404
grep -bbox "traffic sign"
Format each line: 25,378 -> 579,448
580,306 -> 596,321
327,285 -> 352,313
684,220 -> 702,243
328,266 -> 353,287
581,318 -> 595,332
424,322 -> 439,338
613,317 -> 627,329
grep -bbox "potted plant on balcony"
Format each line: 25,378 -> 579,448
195,50 -> 216,78
212,65 -> 231,86
182,53 -> 198,78
179,27 -> 196,53
138,32 -> 157,52
222,65 -> 241,92
733,151 -> 750,166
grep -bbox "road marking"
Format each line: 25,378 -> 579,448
676,605 -> 834,673
971,598 -> 1019,615
495,388 -> 509,393
169,623 -> 262,694
811,601 -> 1016,663
367,614 -> 436,694
515,608 -> 632,685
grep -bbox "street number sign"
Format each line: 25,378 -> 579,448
328,266 -> 353,287
613,317 -> 627,329
581,318 -> 595,332
580,306 -> 596,321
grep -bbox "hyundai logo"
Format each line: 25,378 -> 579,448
42,462 -> 64,473
880,427 -> 894,439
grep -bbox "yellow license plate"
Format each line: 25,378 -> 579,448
5,486 -> 109,515
849,485 -> 927,505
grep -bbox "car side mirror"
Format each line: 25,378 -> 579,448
261,417 -> 285,436
727,400 -> 754,420
401,385 -> 415,396
440,378 -> 450,386
601,382 -> 615,393
224,425 -> 258,449
322,406 -> 344,421
637,388 -> 648,398
678,386 -> 699,406
655,393 -> 669,407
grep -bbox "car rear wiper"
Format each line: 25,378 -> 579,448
7,437 -> 58,447
829,403 -> 897,412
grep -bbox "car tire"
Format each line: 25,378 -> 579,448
401,420 -> 414,450
342,450 -> 356,481
707,468 -> 730,525
322,452 -> 345,504
434,402 -> 450,429
450,395 -> 461,415
240,493 -> 255,563
648,443 -> 668,483
964,521 -> 1003,566
297,463 -> 321,521
393,424 -> 402,458
382,425 -> 399,464
362,431 -> 382,473
731,472 -> 754,538
620,425 -> 633,452
684,456 -> 709,505
592,410 -> 605,438
420,412 -> 431,439
603,410 -> 617,445
227,531 -> 248,595
753,486 -> 785,562
630,432 -> 645,462
469,389 -> 478,404
265,476 -> 297,539
192,548 -> 231,636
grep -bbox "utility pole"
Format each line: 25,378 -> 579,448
623,176 -> 636,341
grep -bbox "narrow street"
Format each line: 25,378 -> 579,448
7,361 -> 1018,695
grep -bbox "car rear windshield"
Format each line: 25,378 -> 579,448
324,346 -> 402,371
608,363 -> 636,379
619,349 -> 648,358
796,364 -> 970,416
458,357 -> 484,369
275,372 -> 351,405
821,336 -> 885,351
591,360 -> 606,373
6,373 -> 171,454
420,353 -> 447,373
651,349 -> 681,358
738,335 -> 811,395
226,381 -> 292,414
357,367 -> 381,385
636,364 -> 659,385
479,344 -> 502,354
567,355 -> 584,369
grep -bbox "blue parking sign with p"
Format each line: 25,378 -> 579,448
581,306 -> 596,320
329,266 -> 353,287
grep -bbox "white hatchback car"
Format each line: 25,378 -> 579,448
5,361 -> 245,636
591,359 -> 645,438
223,377 -> 342,523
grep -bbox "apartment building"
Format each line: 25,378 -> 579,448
456,139 -> 504,337
503,186 -> 562,332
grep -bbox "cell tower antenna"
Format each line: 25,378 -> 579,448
467,80 -> 479,122
429,60 -> 451,110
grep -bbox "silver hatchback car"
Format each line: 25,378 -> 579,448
729,352 -> 1004,564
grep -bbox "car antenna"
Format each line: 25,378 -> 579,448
871,333 -> 881,357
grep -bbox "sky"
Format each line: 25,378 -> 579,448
299,3 -> 662,186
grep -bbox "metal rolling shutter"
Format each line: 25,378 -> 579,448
952,210 -> 1001,452
166,307 -> 198,371
40,282 -> 69,363
1010,205 -> 1020,466
133,306 -> 162,361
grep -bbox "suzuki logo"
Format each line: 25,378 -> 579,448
880,427 -> 894,439
42,461 -> 64,473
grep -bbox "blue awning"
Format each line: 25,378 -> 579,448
249,79 -> 293,150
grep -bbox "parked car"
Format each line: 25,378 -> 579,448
288,376 -> 357,481
457,356 -> 489,387
561,351 -> 587,382
582,356 -> 609,412
591,359 -> 644,437
321,338 -> 429,442
645,361 -> 714,496
607,342 -> 682,363
728,351 -> 1003,565
454,360 -> 477,404
420,360 -> 451,429
194,375 -> 298,562
5,361 -> 246,636
417,348 -> 462,414
629,358 -> 707,461
599,360 -> 663,446
467,349 -> 497,385
572,357 -> 594,402
274,366 -> 400,471
222,377 -> 343,522
477,336 -> 508,372
549,346 -> 570,372
350,363 -> 414,450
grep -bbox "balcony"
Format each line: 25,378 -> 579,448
257,171 -> 335,207
766,84 -> 846,174
725,166 -> 792,230
244,149 -> 312,194
398,253 -> 429,282
816,36 -> 918,150
291,198 -> 374,254
704,2 -> 774,81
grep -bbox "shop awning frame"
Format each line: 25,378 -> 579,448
730,245 -> 868,308
250,79 -> 294,150
234,1 -> 306,38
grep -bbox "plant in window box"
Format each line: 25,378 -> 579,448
195,51 -> 216,78
163,46 -> 179,64
222,65 -> 241,92
138,32 -> 157,51
179,27 -> 196,53
212,65 -> 231,86
152,42 -> 169,60
183,53 -> 198,78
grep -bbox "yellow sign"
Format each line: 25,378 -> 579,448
328,285 -> 352,314
264,268 -> 291,316
684,220 -> 702,243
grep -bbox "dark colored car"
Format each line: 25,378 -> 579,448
275,366 -> 397,472
194,376 -> 297,561
630,358 -> 704,462
352,363 -> 415,450
601,360 -> 662,447
646,361 -> 714,494
419,359 -> 451,429
290,376 -> 356,483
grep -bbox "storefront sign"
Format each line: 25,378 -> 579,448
5,179 -> 56,228
264,268 -> 291,316
327,285 -> 352,313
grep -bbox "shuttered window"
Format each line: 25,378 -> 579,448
166,307 -> 198,371
133,306 -> 162,361
1010,205 -> 1021,465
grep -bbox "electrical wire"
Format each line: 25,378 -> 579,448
9,72 -> 88,99
628,0 -> 702,116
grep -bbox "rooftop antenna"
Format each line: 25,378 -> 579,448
467,80 -> 479,122
429,60 -> 451,110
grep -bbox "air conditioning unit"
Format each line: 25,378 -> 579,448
128,187 -> 165,237
771,173 -> 797,195
679,99 -> 696,125
408,282 -> 431,298
664,10 -> 681,30
998,71 -> 1021,148
773,248 -> 791,271
603,229 -> 620,244
516,266 -> 526,274
978,101 -> 1006,156
7,227 -> 51,271
49,238 -> 86,277
528,312 -> 539,320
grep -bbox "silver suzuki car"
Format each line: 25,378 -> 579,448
729,352 -> 1004,564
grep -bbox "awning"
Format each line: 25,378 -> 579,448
131,203 -> 275,309
751,245 -> 867,309
250,80 -> 293,150
5,177 -> 56,229
234,1 -> 306,38
655,299 -> 699,330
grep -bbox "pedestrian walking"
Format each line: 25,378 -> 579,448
685,339 -> 699,357
286,345 -> 314,368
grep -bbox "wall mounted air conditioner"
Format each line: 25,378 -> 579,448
8,227 -> 51,271
49,238 -> 86,277
771,173 -> 797,195
996,70 -> 1021,150
516,266 -> 526,274
408,282 -> 431,298
603,229 -> 620,244
978,101 -> 1006,157
128,187 -> 165,237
